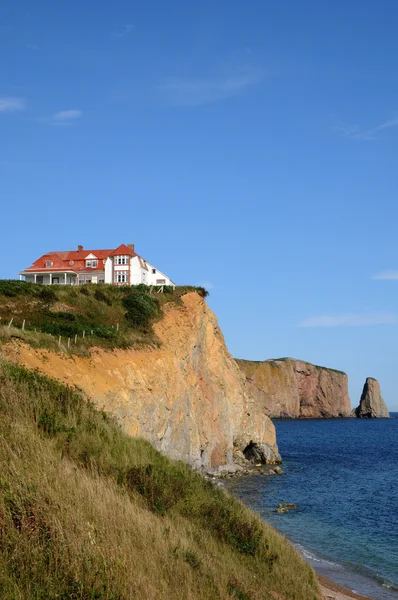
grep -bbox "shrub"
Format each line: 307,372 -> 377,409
123,293 -> 160,328
79,286 -> 90,296
134,284 -> 150,293
39,287 -> 56,303
125,464 -> 187,515
94,288 -> 112,305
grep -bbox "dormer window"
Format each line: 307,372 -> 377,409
116,256 -> 128,265
86,259 -> 97,268
45,260 -> 53,268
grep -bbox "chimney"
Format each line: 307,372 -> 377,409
127,244 -> 135,252
78,245 -> 83,252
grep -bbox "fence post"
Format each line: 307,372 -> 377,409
68,338 -> 70,348
116,322 -> 119,332
8,318 -> 13,329
83,330 -> 85,339
58,336 -> 62,346
22,319 -> 26,331
74,334 -> 78,344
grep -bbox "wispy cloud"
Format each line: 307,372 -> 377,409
0,97 -> 25,113
374,270 -> 398,280
334,115 -> 398,141
158,68 -> 264,106
40,109 -> 82,126
110,24 -> 133,39
298,313 -> 398,327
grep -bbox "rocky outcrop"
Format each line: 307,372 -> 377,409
2,292 -> 280,470
352,377 -> 389,418
236,358 -> 351,418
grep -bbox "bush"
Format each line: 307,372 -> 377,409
123,293 -> 160,328
94,288 -> 112,305
39,287 -> 56,303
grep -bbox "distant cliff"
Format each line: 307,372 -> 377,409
236,358 -> 351,419
3,292 -> 280,471
353,377 -> 390,418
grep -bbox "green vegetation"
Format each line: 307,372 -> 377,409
0,359 -> 319,600
0,280 -> 208,352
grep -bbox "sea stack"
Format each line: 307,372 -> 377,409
353,378 -> 390,418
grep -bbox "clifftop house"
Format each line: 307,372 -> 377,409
20,243 -> 175,287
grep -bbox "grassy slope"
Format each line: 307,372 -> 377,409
0,359 -> 319,600
0,280 -> 207,353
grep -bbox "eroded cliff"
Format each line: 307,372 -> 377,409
2,292 -> 280,470
236,358 -> 351,418
353,377 -> 389,418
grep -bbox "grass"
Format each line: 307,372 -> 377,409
0,358 -> 320,600
0,280 -> 209,353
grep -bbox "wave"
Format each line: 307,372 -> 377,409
293,541 -> 398,600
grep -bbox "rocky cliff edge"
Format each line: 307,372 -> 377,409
2,292 -> 280,470
236,358 -> 351,418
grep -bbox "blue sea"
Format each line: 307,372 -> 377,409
226,415 -> 398,600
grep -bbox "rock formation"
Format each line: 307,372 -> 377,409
352,377 -> 389,418
2,292 -> 280,470
236,358 -> 351,418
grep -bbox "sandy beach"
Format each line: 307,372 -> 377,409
319,576 -> 374,600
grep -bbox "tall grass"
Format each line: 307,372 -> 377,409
0,281 -> 208,353
0,359 -> 319,600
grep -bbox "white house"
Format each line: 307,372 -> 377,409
20,243 -> 175,287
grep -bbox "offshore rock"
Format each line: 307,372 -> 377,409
236,358 -> 351,419
3,292 -> 280,470
353,377 -> 389,418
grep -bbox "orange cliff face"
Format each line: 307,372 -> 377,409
2,292 -> 280,470
236,358 -> 351,419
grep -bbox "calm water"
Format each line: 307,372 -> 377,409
226,415 -> 398,600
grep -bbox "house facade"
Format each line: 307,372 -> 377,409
20,244 -> 175,287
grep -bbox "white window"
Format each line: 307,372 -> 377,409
45,260 -> 52,268
116,256 -> 128,265
116,271 -> 128,283
86,260 -> 97,268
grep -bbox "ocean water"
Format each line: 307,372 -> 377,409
226,415 -> 398,600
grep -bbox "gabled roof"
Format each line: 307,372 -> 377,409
109,244 -> 136,257
22,244 -> 137,274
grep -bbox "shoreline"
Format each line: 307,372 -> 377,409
319,575 -> 373,600
221,472 -> 394,600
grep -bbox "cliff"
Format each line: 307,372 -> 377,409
353,377 -> 390,418
236,358 -> 351,418
2,292 -> 280,470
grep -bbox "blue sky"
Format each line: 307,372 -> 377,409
1,1 -> 398,410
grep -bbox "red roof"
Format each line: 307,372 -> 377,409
22,244 -> 138,273
109,244 -> 136,257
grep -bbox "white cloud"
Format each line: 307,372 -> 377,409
334,115 -> 398,141
0,97 -> 25,112
297,313 -> 398,327
158,68 -> 264,106
373,271 -> 398,280
41,109 -> 82,126
110,24 -> 133,39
